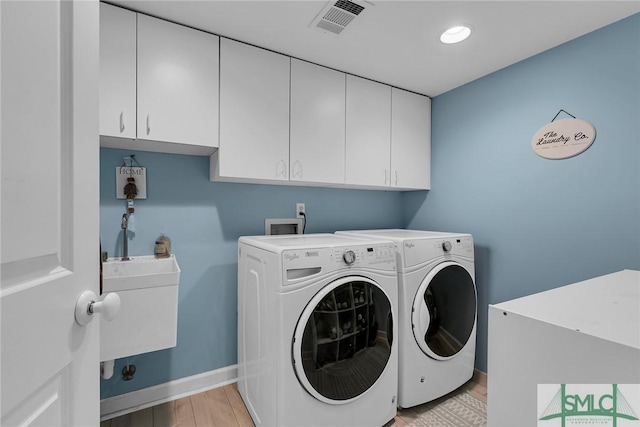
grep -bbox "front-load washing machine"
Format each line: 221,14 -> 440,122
237,234 -> 399,426
336,229 -> 476,408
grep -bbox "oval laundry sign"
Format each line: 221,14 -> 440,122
531,118 -> 596,159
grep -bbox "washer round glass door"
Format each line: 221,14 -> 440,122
292,276 -> 393,404
411,261 -> 476,360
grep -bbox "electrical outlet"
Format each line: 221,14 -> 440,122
296,203 -> 306,218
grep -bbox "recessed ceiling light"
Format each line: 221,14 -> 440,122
440,25 -> 472,44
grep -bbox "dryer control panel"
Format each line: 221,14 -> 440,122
403,234 -> 474,268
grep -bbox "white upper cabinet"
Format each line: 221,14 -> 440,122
99,3 -> 136,139
345,75 -> 392,187
99,6 -> 219,155
137,14 -> 219,151
290,59 -> 346,185
391,88 -> 431,190
214,39 -> 290,182
99,7 -> 431,189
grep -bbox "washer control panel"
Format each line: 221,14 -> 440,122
343,250 -> 356,265
331,244 -> 395,267
281,243 -> 396,275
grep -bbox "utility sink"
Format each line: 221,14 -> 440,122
102,255 -> 180,292
100,255 -> 181,362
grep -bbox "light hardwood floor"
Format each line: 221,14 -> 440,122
101,375 -> 487,427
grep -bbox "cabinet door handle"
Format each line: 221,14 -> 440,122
395,171 -> 399,186
276,159 -> 287,178
146,114 -> 151,135
292,161 -> 302,179
119,111 -> 125,133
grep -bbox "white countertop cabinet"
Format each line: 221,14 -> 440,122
100,5 -> 219,155
99,3 -> 136,140
391,88 -> 431,190
213,39 -> 290,182
487,270 -> 640,427
345,75 -> 392,188
290,59 -> 346,185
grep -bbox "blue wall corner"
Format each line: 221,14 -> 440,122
403,13 -> 640,371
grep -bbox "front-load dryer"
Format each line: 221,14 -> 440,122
237,234 -> 399,426
336,229 -> 476,408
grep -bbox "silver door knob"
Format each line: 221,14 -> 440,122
75,290 -> 121,326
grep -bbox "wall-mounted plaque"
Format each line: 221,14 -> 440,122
531,118 -> 596,160
116,166 -> 147,199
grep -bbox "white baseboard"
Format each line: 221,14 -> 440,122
100,364 -> 238,421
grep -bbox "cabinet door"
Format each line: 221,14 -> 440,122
345,75 -> 391,187
137,14 -> 219,149
290,59 -> 345,184
99,3 -> 136,139
217,39 -> 290,181
391,88 -> 431,190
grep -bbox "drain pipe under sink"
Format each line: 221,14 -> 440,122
101,360 -> 115,379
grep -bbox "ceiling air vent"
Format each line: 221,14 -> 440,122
310,0 -> 369,35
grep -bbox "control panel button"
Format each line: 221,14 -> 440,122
442,241 -> 452,252
343,250 -> 356,265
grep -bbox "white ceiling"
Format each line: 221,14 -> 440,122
109,1 -> 640,97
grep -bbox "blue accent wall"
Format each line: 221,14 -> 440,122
100,14 -> 639,399
99,149 -> 403,398
403,13 -> 640,371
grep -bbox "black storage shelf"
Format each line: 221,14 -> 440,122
311,282 -> 375,369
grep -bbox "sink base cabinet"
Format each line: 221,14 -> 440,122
100,284 -> 178,362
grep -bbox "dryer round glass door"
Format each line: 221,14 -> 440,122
411,261 -> 476,360
292,276 -> 393,404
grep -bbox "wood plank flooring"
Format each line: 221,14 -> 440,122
101,376 -> 487,427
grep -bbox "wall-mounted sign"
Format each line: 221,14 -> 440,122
116,166 -> 147,199
531,118 -> 596,160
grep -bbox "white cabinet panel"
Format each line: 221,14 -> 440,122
137,14 -> 219,150
391,88 -> 431,190
345,75 -> 391,187
99,3 -> 136,139
215,39 -> 290,181
488,270 -> 640,427
290,59 -> 345,185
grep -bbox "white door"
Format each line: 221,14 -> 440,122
391,88 -> 431,190
137,13 -> 219,149
99,2 -> 137,139
345,75 -> 392,187
1,1 -> 100,426
218,39 -> 290,181
290,59 -> 346,184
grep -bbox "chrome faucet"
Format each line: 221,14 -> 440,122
121,213 -> 130,261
